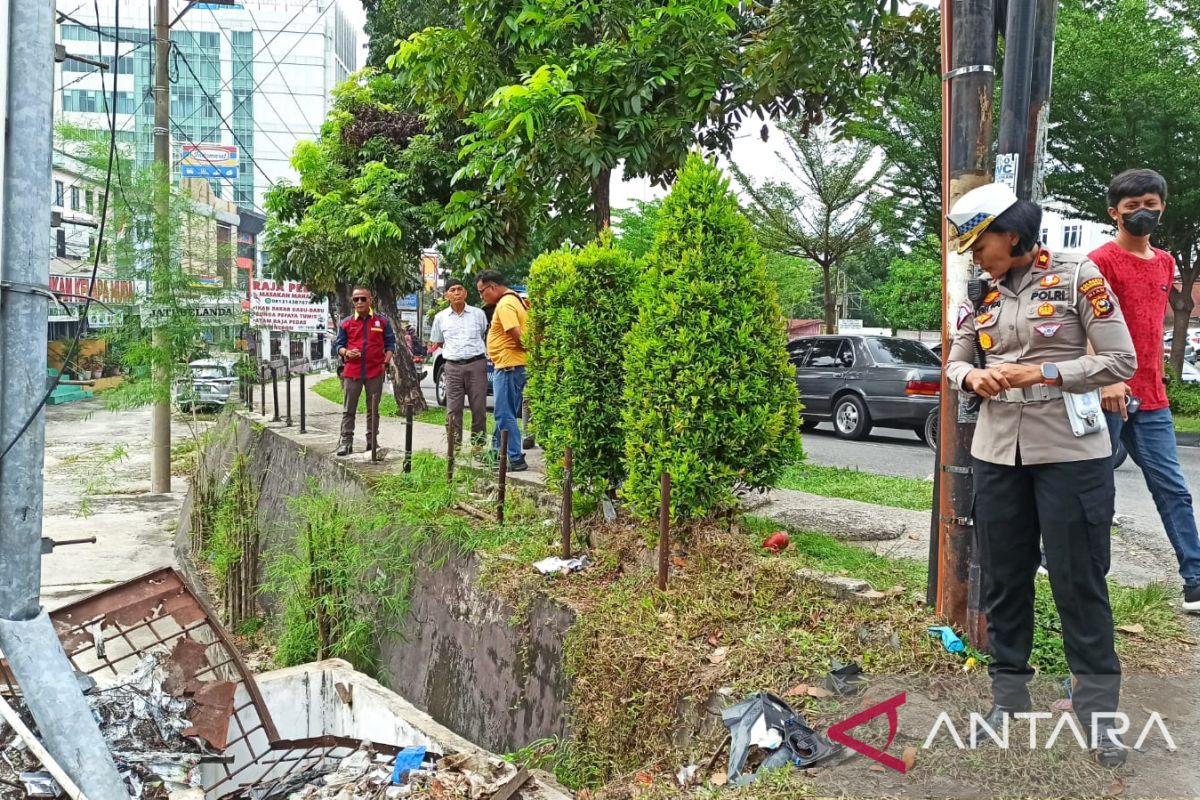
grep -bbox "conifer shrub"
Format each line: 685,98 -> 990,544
526,233 -> 638,495
621,154 -> 803,520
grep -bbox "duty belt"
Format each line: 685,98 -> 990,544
991,385 -> 1064,403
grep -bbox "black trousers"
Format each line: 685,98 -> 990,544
974,455 -> 1121,727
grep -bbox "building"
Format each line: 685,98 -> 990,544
1038,208 -> 1113,255
55,0 -> 358,212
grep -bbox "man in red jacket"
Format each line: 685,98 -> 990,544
334,287 -> 395,456
1092,169 -> 1200,612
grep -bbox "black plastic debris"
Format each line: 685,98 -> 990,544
720,692 -> 838,785
824,660 -> 866,696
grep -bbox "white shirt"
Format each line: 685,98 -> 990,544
430,304 -> 488,361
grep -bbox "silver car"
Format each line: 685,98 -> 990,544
174,359 -> 239,412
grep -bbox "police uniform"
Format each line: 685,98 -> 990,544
946,247 -> 1136,729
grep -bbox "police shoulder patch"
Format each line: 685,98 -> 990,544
956,301 -> 973,330
1092,297 -> 1115,318
1079,277 -> 1105,294
984,290 -> 1001,305
1040,274 -> 1061,288
979,332 -> 995,350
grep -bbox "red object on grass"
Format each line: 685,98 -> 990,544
763,531 -> 790,553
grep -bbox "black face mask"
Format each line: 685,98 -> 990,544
1122,209 -> 1161,237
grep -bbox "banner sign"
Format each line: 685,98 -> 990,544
49,275 -> 135,304
140,299 -> 240,328
180,144 -> 239,179
250,279 -> 328,332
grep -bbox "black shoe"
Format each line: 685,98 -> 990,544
1094,728 -> 1128,767
981,700 -> 1033,731
508,457 -> 529,473
522,435 -> 536,450
1184,583 -> 1200,613
336,442 -> 352,457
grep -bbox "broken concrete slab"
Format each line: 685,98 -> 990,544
742,490 -> 913,541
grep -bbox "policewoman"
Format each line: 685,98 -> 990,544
945,183 -> 1137,766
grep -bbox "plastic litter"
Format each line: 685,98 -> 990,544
391,745 -> 427,783
18,772 -> 60,798
824,660 -> 866,696
927,625 -> 965,654
532,555 -> 589,575
720,692 -> 838,785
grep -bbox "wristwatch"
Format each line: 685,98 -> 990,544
1040,363 -> 1060,385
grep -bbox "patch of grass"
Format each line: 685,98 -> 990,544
775,463 -> 933,511
415,405 -> 496,435
313,376 -> 495,434
1173,414 -> 1200,433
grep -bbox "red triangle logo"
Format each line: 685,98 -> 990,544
826,692 -> 908,773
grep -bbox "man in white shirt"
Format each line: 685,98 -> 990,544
430,279 -> 490,447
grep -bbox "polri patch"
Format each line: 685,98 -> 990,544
984,290 -> 1001,305
956,301 -> 973,330
1040,274 -> 1061,288
1037,303 -> 1056,317
1035,323 -> 1063,337
979,332 -> 995,350
1080,277 -> 1105,294
1086,286 -> 1109,302
975,312 -> 994,326
1035,250 -> 1052,269
1092,297 -> 1115,318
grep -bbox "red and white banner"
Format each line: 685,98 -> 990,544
250,279 -> 328,332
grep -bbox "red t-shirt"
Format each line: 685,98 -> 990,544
1089,241 -> 1174,411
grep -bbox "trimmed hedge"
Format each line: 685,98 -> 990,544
621,154 -> 804,521
526,234 -> 638,495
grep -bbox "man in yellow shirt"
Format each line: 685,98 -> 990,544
476,270 -> 529,470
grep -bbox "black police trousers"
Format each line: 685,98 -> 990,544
974,454 -> 1121,727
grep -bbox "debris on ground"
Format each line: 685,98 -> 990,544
824,660 -> 866,696
532,555 -> 589,575
927,625 -> 965,654
720,692 -> 838,786
761,531 -> 790,554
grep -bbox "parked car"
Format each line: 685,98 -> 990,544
428,347 -> 495,406
789,335 -> 941,442
1163,333 -> 1197,364
173,358 -> 239,413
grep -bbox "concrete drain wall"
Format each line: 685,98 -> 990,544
176,413 -> 575,755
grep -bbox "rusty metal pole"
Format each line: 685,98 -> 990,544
658,473 -> 670,591
936,0 -> 996,638
299,371 -> 307,433
405,404 -> 414,474
1022,0 -> 1059,204
446,426 -> 455,481
270,367 -> 280,422
996,0 -> 1038,195
497,430 -> 509,523
561,447 -> 573,559
259,368 -> 266,415
284,364 -> 293,427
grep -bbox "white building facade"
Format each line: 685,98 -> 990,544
1039,208 -> 1113,255
54,0 -> 357,213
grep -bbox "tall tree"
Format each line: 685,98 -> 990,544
360,0 -> 459,69
390,0 -> 907,267
867,235 -> 943,330
732,124 -> 886,333
1048,0 -> 1200,373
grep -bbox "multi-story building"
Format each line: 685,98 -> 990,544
1038,207 -> 1113,255
55,0 -> 358,212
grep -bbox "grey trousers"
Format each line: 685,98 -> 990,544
445,358 -> 488,443
340,374 -> 384,447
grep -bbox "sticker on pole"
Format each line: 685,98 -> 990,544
994,153 -> 1019,191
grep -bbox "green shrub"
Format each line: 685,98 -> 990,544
527,234 -> 638,495
1167,371 -> 1200,417
621,154 -> 804,521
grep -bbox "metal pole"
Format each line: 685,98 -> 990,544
0,1 -> 128,794
405,403 -> 413,474
658,473 -> 670,591
561,447 -> 573,559
149,0 -> 171,493
270,366 -> 280,422
299,371 -> 307,433
996,0 -> 1038,195
497,430 -> 509,523
259,367 -> 266,415
936,0 -> 996,636
1021,0 -> 1059,203
284,363 -> 292,427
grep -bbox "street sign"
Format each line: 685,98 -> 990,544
180,144 -> 238,179
250,279 -> 328,332
994,153 -> 1019,191
838,318 -> 864,332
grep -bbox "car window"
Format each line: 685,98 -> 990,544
867,338 -> 940,366
190,365 -> 229,379
787,339 -> 813,367
808,339 -> 843,368
837,340 -> 855,368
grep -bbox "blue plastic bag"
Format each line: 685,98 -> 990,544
391,745 -> 427,784
927,625 -> 965,654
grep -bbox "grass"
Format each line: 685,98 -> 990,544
312,375 -> 495,434
1173,414 -> 1200,433
775,463 -> 934,511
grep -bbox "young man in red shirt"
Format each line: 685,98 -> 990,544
1091,169 -> 1200,612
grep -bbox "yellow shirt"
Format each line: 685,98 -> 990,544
487,293 -> 528,369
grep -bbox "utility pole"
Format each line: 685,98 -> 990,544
150,0 -> 171,492
935,0 -> 996,641
0,1 -> 129,795
1022,0 -> 1059,203
996,0 -> 1039,196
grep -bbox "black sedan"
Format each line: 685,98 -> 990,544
788,335 -> 941,444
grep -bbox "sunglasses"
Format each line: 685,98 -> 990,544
352,297 -> 370,303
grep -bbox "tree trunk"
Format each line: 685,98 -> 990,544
1169,253 -> 1197,377
821,263 -> 836,333
333,283 -> 352,321
592,168 -> 612,233
373,283 -> 428,414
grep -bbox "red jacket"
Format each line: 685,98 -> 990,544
336,312 -> 396,380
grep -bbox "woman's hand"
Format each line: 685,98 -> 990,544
995,362 -> 1045,389
964,367 -> 1011,399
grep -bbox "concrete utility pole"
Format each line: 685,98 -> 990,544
1022,0 -> 1059,203
151,0 -> 171,492
935,0 -> 996,641
0,1 -> 129,795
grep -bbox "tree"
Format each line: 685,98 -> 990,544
766,252 -> 823,322
867,235 -> 943,330
391,0 -> 907,265
526,233 -> 638,496
264,73 -> 457,410
622,154 -> 802,521
360,0 -> 459,69
613,199 -> 664,260
1048,0 -> 1200,373
732,124 -> 886,333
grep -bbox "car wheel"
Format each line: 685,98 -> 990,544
801,417 -> 820,431
832,395 -> 872,440
917,408 -> 938,452
435,367 -> 447,407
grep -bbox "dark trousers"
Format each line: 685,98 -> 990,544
974,455 -> 1121,727
340,374 -> 384,447
445,358 -> 488,444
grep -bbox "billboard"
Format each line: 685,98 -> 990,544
250,279 -> 328,332
180,144 -> 239,179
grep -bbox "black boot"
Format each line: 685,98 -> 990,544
980,700 -> 1033,732
336,441 -> 352,457
1094,727 -> 1129,767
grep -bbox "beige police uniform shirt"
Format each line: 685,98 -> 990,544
946,249 -> 1137,466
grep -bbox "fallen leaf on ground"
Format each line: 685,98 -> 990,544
784,683 -> 810,698
1106,778 -> 1125,797
710,773 -> 728,787
807,686 -> 834,698
902,747 -> 917,771
708,647 -> 728,664
1118,623 -> 1145,635
707,630 -> 723,647
869,764 -> 887,773
634,772 -> 654,787
672,556 -> 687,568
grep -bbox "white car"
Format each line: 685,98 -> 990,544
1181,360 -> 1200,383
173,359 -> 240,412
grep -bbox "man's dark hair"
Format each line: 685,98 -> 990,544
989,200 -> 1043,255
1108,169 -> 1168,207
351,286 -> 373,296
445,278 -> 466,291
476,269 -> 505,287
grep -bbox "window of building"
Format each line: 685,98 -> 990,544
1063,224 -> 1082,250
56,229 -> 66,257
85,191 -> 94,215
1040,227 -> 1049,245
54,180 -> 64,207
70,186 -> 81,210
